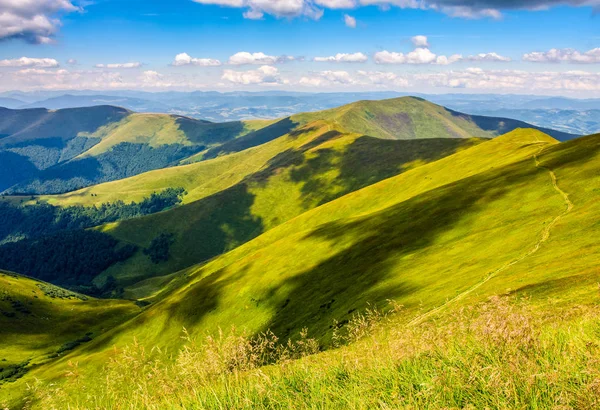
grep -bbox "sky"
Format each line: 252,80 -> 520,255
0,0 -> 599,96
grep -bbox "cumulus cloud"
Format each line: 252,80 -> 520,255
375,39 -> 510,65
411,35 -> 429,47
221,65 -> 286,85
466,52 -> 511,62
172,53 -> 222,67
314,52 -> 368,63
192,0 -> 600,20
0,0 -> 80,44
95,62 -> 142,69
343,13 -> 357,27
523,48 -> 600,64
415,67 -> 600,92
317,0 -> 357,8
66,58 -> 78,65
0,57 -> 60,68
228,52 -> 295,65
299,69 -> 409,87
374,48 -> 462,65
194,0 -> 323,19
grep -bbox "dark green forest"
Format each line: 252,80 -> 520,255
0,188 -> 186,293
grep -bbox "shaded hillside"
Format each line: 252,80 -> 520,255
0,106 -> 130,191
93,122 -> 483,291
0,271 -> 139,384
0,108 -> 271,194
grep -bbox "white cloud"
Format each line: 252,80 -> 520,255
66,58 -> 78,65
375,48 -> 439,64
411,35 -> 429,47
95,62 -> 142,69
523,48 -> 600,64
0,0 -> 80,44
466,52 -> 511,62
357,70 -> 409,87
316,0 -> 357,8
228,52 -> 295,65
343,13 -> 357,28
139,70 -> 175,88
0,57 -> 60,68
197,0 -> 323,19
172,53 -> 222,67
300,69 -> 409,88
221,65 -> 286,85
314,52 -> 368,63
190,0 -> 600,21
375,40 -> 509,65
414,67 -> 600,92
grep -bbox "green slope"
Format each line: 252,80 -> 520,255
5,129 -> 600,408
0,106 -> 130,192
0,270 -> 139,384
25,97 -> 578,293
90,121 -> 483,292
203,97 -> 575,159
0,108 -> 272,195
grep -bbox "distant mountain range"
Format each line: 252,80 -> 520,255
1,91 -> 598,135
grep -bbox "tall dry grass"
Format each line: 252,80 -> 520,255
23,297 -> 600,409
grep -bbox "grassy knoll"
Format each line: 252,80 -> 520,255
0,271 -> 140,386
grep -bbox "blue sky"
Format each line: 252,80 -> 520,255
0,0 -> 599,95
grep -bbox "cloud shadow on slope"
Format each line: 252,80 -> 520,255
254,157 -> 544,344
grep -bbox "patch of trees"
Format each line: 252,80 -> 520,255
0,187 -> 186,244
0,230 -> 137,287
144,233 -> 175,264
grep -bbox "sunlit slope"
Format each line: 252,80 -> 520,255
34,96 -> 575,206
79,113 -> 257,157
38,124 -> 314,207
0,271 -> 139,376
15,129 -> 568,363
94,122 -> 482,291
9,128 -> 600,407
204,97 -> 575,158
468,132 -> 600,308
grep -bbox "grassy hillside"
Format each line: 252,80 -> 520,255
1,108 -> 273,195
2,97 -> 574,197
87,121 -> 482,291
0,106 -> 130,191
8,127 -> 600,408
0,271 -> 140,385
4,129 -> 600,408
21,97 -> 579,293
204,97 -> 576,159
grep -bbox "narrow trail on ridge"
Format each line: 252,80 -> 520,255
408,147 -> 574,327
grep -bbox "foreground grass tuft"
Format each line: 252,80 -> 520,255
24,297 -> 600,409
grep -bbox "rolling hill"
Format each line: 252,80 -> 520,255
3,126 -> 600,408
0,270 -> 140,385
3,97 -> 569,292
0,107 -> 273,194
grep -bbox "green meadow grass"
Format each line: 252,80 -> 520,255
0,97 -> 593,408
94,122 -> 483,293
0,271 -> 139,383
